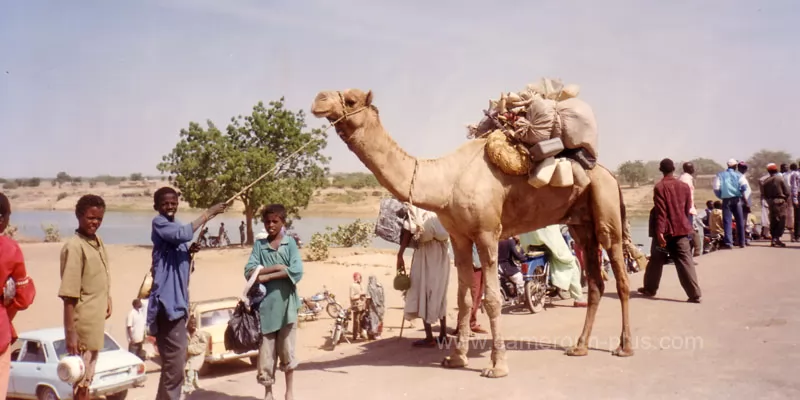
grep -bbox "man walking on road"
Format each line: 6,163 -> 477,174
712,159 -> 750,248
762,163 -> 791,247
638,159 -> 702,303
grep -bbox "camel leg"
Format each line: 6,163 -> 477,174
606,238 -> 633,356
566,224 -> 604,356
441,234 -> 474,369
475,230 -> 508,378
597,193 -> 634,357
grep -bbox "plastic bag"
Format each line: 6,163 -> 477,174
224,300 -> 262,354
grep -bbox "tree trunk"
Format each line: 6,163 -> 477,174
244,203 -> 255,246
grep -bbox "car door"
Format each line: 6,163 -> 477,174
11,339 -> 50,397
6,340 -> 24,396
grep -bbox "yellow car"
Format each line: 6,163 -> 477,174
147,297 -> 259,374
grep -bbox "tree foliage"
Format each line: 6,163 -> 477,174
616,160 -> 648,187
746,149 -> 794,186
158,98 -> 330,244
686,158 -> 724,175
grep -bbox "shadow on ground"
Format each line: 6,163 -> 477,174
186,388 -> 260,399
293,335 -> 609,375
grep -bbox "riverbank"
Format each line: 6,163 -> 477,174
3,180 -> 732,220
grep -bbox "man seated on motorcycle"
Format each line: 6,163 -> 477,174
498,237 -> 526,296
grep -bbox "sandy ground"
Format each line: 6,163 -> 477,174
14,235 -> 800,399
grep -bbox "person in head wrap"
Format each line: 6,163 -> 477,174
365,275 -> 385,340
762,163 -> 791,247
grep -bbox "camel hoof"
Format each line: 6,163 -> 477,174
480,367 -> 509,378
612,346 -> 634,357
441,356 -> 468,369
565,346 -> 588,357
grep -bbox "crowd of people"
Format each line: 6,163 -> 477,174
1,155 -> 798,399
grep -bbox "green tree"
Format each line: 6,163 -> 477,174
55,171 -> 71,188
643,160 -> 661,183
686,157 -> 724,175
129,173 -> 144,181
616,160 -> 648,187
158,98 -> 329,245
746,149 -> 793,186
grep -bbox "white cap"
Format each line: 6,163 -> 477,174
727,158 -> 738,167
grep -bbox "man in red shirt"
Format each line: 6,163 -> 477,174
638,159 -> 702,303
1,193 -> 36,398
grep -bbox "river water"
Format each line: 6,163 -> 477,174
9,210 -> 652,249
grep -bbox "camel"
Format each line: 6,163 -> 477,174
311,89 -> 634,378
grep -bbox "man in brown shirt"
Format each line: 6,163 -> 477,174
762,163 -> 791,247
638,159 -> 702,303
58,195 -> 111,400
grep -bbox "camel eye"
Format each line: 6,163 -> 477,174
345,99 -> 356,107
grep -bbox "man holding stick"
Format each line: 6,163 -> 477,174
148,187 -> 227,400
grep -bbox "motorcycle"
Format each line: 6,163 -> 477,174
328,308 -> 352,350
300,286 -> 344,319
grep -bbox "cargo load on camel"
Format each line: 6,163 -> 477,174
468,78 -> 598,190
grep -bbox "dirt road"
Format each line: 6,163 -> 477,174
17,239 -> 800,399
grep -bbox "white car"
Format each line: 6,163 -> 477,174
8,328 -> 146,400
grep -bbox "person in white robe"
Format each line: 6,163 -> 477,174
397,204 -> 451,347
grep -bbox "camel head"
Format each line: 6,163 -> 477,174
311,89 -> 375,140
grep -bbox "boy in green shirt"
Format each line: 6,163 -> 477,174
58,195 -> 111,400
245,204 -> 303,400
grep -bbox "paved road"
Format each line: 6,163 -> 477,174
131,240 -> 800,400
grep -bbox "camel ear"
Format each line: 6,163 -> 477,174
365,90 -> 373,107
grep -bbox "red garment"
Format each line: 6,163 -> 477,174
653,175 -> 693,238
0,236 -> 36,353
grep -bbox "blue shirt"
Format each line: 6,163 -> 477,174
147,214 -> 194,335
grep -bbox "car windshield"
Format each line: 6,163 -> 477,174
54,334 -> 119,359
200,308 -> 233,328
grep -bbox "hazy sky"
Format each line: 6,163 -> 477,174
2,0 -> 798,179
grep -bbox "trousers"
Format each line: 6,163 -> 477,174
642,236 -> 701,299
768,200 -> 787,241
155,310 -> 188,400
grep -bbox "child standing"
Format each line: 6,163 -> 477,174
183,314 -> 208,395
58,195 -> 111,400
244,204 -> 303,400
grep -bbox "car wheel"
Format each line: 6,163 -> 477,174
106,390 -> 128,400
36,386 -> 59,400
198,363 -> 212,376
250,355 -> 259,366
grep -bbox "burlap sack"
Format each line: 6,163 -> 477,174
518,96 -> 557,145
555,97 -> 598,158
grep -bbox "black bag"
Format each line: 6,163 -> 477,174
224,300 -> 261,354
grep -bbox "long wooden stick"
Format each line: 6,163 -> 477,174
223,140 -> 315,205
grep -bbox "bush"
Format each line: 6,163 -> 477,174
57,192 -> 68,201
2,182 -> 18,190
307,232 -> 330,261
305,220 -> 375,261
42,224 -> 61,243
2,224 -> 17,239
327,219 -> 374,247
